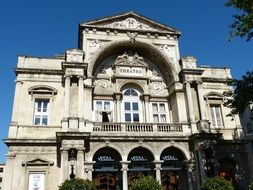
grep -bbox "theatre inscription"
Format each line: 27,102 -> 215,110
117,67 -> 144,77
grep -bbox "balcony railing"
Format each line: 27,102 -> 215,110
93,122 -> 185,134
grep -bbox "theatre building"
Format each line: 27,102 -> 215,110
3,12 -> 251,190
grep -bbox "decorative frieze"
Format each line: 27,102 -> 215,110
101,17 -> 159,31
149,81 -> 168,96
94,79 -> 113,94
87,40 -> 107,61
157,44 -> 176,62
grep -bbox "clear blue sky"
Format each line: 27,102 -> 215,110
0,0 -> 252,163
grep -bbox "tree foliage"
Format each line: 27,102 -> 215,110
249,181 -> 253,190
225,0 -> 253,41
58,178 -> 96,190
223,71 -> 253,116
201,176 -> 234,190
129,175 -> 163,190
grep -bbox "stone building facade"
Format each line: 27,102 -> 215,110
3,12 -> 250,190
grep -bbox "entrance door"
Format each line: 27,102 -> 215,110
93,172 -> 121,190
93,147 -> 122,190
161,172 -> 178,190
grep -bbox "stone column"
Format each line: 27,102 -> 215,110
143,95 -> 150,123
185,81 -> 195,122
196,81 -> 206,120
121,161 -> 130,190
3,153 -> 15,190
11,80 -> 23,122
76,148 -> 85,178
154,161 -> 163,184
78,76 -> 84,118
61,148 -> 69,182
84,162 -> 95,180
115,94 -> 121,122
64,76 -> 71,118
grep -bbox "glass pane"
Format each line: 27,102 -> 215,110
215,106 -> 223,126
132,102 -> 139,111
125,102 -> 131,110
104,102 -> 110,110
125,113 -> 131,122
210,107 -> 216,126
161,114 -> 167,123
43,100 -> 49,112
133,114 -> 139,122
159,103 -> 165,112
124,89 -> 131,95
37,100 -> 42,112
34,115 -> 41,125
42,116 -> 48,125
153,114 -> 159,122
130,89 -> 138,96
96,101 -> 102,110
152,103 -> 158,112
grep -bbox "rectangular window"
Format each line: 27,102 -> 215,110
95,101 -> 112,122
151,103 -> 167,123
34,99 -> 49,125
210,105 -> 223,128
0,167 -> 3,172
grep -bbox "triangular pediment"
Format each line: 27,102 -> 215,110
22,157 -> 54,167
80,11 -> 180,34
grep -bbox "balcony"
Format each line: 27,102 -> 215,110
92,122 -> 191,137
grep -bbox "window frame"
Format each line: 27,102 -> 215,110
33,99 -> 50,126
94,100 -> 113,122
209,104 -> 224,128
150,102 -> 169,123
122,88 -> 143,123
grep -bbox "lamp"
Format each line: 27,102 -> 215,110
69,149 -> 76,179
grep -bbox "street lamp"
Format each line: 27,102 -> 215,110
69,149 -> 76,179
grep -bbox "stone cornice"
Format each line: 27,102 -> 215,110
15,68 -> 63,76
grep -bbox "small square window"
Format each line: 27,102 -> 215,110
133,114 -> 139,122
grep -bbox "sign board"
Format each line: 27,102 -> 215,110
117,67 -> 144,77
28,173 -> 45,190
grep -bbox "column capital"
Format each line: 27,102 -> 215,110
142,94 -> 150,101
120,161 -> 131,170
114,92 -> 122,101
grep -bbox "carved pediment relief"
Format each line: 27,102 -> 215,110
22,157 -> 54,167
114,52 -> 146,67
101,17 -> 159,32
94,79 -> 114,95
81,12 -> 181,34
149,82 -> 168,96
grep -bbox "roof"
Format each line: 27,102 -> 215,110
79,11 -> 181,35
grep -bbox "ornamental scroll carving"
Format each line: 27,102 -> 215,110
102,17 -> 158,31
94,79 -> 113,94
114,51 -> 146,67
157,45 -> 176,62
149,82 -> 168,96
87,40 -> 106,61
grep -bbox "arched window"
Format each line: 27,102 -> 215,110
122,88 -> 142,122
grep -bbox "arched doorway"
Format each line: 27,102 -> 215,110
127,147 -> 155,186
160,147 -> 188,190
93,147 -> 122,190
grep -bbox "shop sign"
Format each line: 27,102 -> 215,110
162,155 -> 178,161
28,173 -> 45,190
97,156 -> 114,162
130,155 -> 147,161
